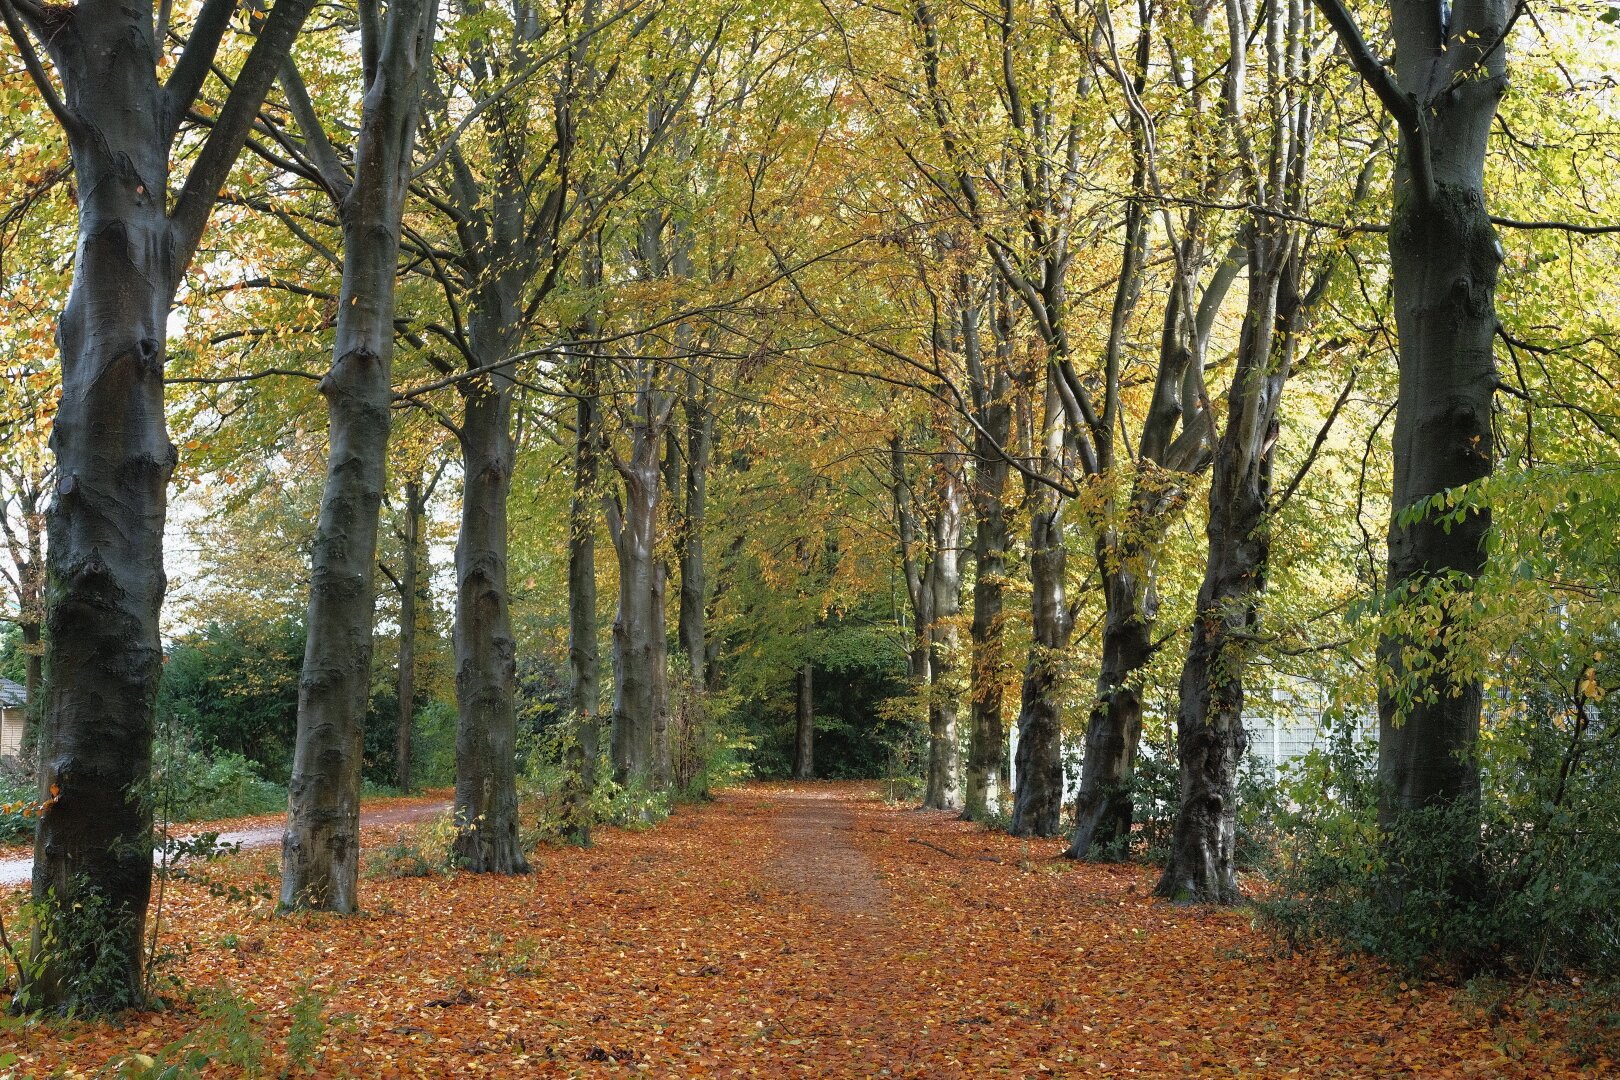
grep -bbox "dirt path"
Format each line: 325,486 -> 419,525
766,786 -> 888,918
0,797 -> 449,887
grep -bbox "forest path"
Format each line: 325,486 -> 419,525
766,786 -> 888,918
5,781 -> 1588,1078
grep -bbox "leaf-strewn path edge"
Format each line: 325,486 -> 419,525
1,782 -> 1599,1077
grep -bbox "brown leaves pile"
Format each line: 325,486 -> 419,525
2,783 -> 1604,1077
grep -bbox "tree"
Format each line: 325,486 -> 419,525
792,661 -> 813,779
2,0 -> 318,1007
1157,0 -> 1324,902
278,0 -> 441,912
1313,0 -> 1511,885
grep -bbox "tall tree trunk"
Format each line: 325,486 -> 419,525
282,0 -> 438,912
963,281 -> 1013,821
676,378 -> 713,686
1158,0 -> 1318,901
607,420 -> 670,790
451,384 -> 528,873
1158,243 -> 1295,901
1376,15 -> 1502,864
1315,0 -> 1507,884
1011,485 -> 1069,836
566,302 -> 602,844
34,77 -> 172,1011
923,460 -> 964,811
15,0 -> 317,1006
793,661 -> 814,780
394,477 -> 424,792
1068,562 -> 1154,859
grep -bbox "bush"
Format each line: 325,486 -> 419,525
0,757 -> 39,845
150,739 -> 285,823
364,813 -> 458,880
1259,701 -> 1620,982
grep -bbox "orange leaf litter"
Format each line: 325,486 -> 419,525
1,782 -> 1601,1077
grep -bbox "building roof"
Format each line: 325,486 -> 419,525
0,677 -> 25,708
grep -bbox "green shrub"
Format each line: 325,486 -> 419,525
150,739 -> 285,823
1259,702 -> 1620,982
0,758 -> 39,845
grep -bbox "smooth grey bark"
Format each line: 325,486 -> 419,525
565,250 -> 603,845
606,411 -> 671,790
793,662 -> 814,780
1315,0 -> 1507,880
963,283 -> 1013,821
923,458 -> 965,812
7,0 -> 316,1008
281,0 -> 439,913
390,475 -> 429,792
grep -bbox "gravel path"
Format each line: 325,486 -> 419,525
0,800 -> 449,887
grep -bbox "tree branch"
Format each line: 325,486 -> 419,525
1310,0 -> 1434,204
0,0 -> 79,137
169,0 -> 319,277
163,0 -> 240,141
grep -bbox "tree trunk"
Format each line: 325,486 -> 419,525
1157,239 -> 1295,901
1067,563 -> 1154,859
1011,490 -> 1069,837
13,0 -> 316,1007
1377,202 -> 1498,834
923,462 -> 964,811
1313,0 -> 1507,879
566,329 -> 602,844
676,380 -> 713,685
451,386 -> 528,873
607,421 -> 671,790
281,0 -> 438,913
32,65 -> 173,1010
394,478 -> 423,792
793,662 -> 814,780
963,283 -> 1013,822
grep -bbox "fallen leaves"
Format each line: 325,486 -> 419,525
0,782 -> 1604,1077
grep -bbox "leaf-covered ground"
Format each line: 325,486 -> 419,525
1,783 -> 1605,1077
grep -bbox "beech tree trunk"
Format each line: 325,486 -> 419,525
34,91 -> 172,1011
1158,242 -> 1296,901
565,294 -> 602,844
1314,0 -> 1507,883
394,477 -> 425,792
282,0 -> 438,913
13,0 -> 316,1008
1157,0 -> 1318,901
1375,18 -> 1504,862
793,662 -> 814,780
608,419 -> 671,790
452,383 -> 528,873
1068,564 -> 1154,859
1011,478 -> 1069,837
923,462 -> 964,811
963,283 -> 1012,821
676,378 -> 713,685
